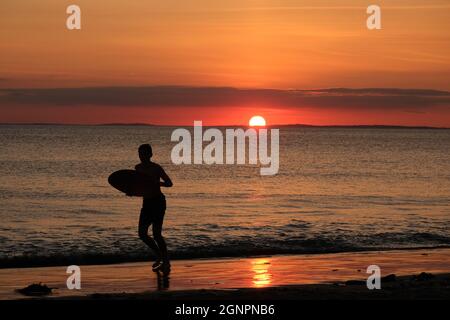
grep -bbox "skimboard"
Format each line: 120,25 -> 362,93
108,169 -> 159,197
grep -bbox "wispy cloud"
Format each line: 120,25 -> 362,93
0,86 -> 448,111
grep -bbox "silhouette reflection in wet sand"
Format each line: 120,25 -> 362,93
157,271 -> 170,291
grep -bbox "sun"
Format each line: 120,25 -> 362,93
249,115 -> 266,127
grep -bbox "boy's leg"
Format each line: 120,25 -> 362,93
138,211 -> 161,257
153,195 -> 169,263
152,219 -> 168,262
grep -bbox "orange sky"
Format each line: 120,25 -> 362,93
0,0 -> 449,126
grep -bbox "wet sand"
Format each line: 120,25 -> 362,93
1,248 -> 449,300
80,273 -> 450,300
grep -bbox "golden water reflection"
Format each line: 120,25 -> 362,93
251,259 -> 272,288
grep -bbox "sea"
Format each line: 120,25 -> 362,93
0,125 -> 449,268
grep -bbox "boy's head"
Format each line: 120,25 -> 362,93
138,144 -> 153,162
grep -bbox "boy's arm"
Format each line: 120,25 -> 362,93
159,166 -> 173,187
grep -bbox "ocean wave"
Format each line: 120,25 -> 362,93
1,232 -> 449,269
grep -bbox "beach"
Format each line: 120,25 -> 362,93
1,248 -> 449,300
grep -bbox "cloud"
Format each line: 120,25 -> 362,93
0,86 -> 449,111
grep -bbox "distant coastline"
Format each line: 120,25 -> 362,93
0,122 -> 448,129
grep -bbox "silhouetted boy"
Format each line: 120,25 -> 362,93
135,144 -> 173,272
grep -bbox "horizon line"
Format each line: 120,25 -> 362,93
0,122 -> 448,129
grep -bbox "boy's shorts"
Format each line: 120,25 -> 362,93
139,194 -> 166,226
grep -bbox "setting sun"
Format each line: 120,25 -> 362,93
249,116 -> 266,127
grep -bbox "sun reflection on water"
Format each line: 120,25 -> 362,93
251,259 -> 272,288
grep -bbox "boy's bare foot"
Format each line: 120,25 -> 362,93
159,261 -> 171,275
152,260 -> 163,272
153,260 -> 171,273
